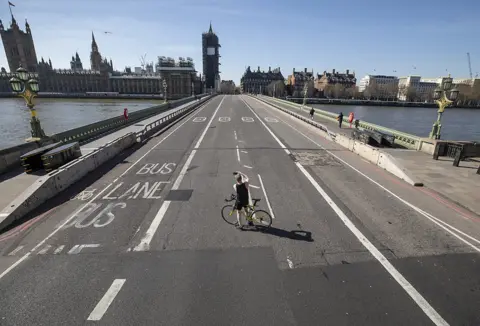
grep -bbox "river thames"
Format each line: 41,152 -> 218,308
0,98 -> 164,149
0,97 -> 479,150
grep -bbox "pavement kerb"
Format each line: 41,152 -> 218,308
0,96 -> 215,232
249,95 -> 424,187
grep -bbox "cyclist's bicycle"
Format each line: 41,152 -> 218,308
221,194 -> 272,228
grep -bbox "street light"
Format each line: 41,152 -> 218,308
429,75 -> 459,140
302,76 -> 313,110
162,79 -> 168,103
9,66 -> 46,140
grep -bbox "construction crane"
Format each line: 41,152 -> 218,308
140,53 -> 147,71
467,52 -> 473,79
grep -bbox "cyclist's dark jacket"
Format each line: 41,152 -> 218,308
235,183 -> 249,206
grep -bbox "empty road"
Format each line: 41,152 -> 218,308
0,95 -> 478,325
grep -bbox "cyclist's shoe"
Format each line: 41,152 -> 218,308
247,221 -> 254,227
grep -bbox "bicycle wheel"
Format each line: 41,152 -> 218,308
250,209 -> 272,228
221,204 -> 237,225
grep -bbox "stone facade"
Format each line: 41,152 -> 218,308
315,69 -> 356,92
240,66 -> 284,94
287,68 -> 314,97
0,16 -> 38,72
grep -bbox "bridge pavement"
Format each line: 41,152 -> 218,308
0,95 -> 478,325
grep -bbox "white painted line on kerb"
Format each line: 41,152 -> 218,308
254,97 -> 480,252
87,279 -> 126,321
236,145 -> 241,163
0,98 -> 217,281
258,174 -> 275,219
241,95 -> 449,326
244,165 -> 252,169
133,96 -> 226,251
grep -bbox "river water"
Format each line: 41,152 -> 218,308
1,98 -> 479,150
0,98 -> 164,150
312,104 -> 480,141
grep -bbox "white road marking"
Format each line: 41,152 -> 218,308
258,174 -> 275,219
68,244 -> 100,254
193,117 -> 207,122
120,100 -> 213,177
87,279 -> 126,321
236,145 -> 241,163
287,257 -> 294,269
0,213 -> 9,218
244,165 -> 252,169
0,99 -> 216,281
265,117 -> 278,123
249,185 -> 260,189
219,117 -> 231,122
133,96 -> 226,251
234,130 -> 237,140
8,246 -> 23,256
241,150 -> 248,153
256,99 -> 480,252
242,96 -> 449,326
54,245 -> 65,254
242,117 -> 254,122
38,245 -> 52,255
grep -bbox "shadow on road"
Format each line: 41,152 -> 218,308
246,226 -> 314,242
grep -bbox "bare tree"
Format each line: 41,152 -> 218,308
385,83 -> 399,101
323,84 -> 335,98
266,80 -> 285,97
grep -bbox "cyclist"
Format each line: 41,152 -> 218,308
233,171 -> 254,228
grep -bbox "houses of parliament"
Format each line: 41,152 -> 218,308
0,14 -> 205,98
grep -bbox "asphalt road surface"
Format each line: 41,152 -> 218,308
0,95 -> 479,326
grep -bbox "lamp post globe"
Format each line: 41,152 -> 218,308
16,67 -> 29,81
449,87 -> 459,101
28,79 -> 40,93
9,77 -> 23,92
433,87 -> 442,100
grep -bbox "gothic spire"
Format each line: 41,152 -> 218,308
91,31 -> 97,49
208,21 -> 213,34
75,52 -> 80,61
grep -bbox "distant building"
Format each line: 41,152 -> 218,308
202,22 -> 221,91
0,15 -> 38,72
315,69 -> 356,93
240,66 -> 284,94
70,52 -> 83,71
286,68 -> 314,97
89,32 -> 113,73
37,58 -> 109,93
220,80 -> 235,94
359,75 -> 399,99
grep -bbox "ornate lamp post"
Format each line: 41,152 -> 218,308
9,66 -> 46,140
162,79 -> 168,103
302,76 -> 312,110
429,76 -> 459,140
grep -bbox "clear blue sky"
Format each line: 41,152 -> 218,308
1,0 -> 479,85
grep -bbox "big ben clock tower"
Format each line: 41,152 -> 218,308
202,22 -> 221,91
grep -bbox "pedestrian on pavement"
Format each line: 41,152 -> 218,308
309,107 -> 315,120
348,112 -> 355,128
337,112 -> 344,128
